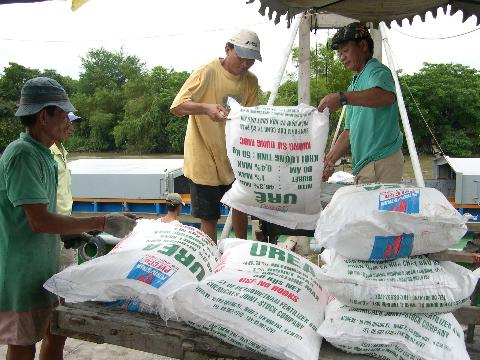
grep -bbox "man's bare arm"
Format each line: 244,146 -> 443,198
318,87 -> 396,112
325,130 -> 351,165
322,130 -> 351,181
22,203 -> 104,235
343,87 -> 396,108
170,101 -> 228,122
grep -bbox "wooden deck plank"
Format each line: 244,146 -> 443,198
428,250 -> 480,264
51,302 -> 370,360
467,222 -> 480,233
453,306 -> 480,326
51,302 -> 271,360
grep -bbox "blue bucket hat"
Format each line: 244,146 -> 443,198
15,77 -> 76,117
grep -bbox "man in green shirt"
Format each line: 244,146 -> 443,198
318,22 -> 404,184
0,77 -> 137,360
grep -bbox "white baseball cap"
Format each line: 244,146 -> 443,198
229,29 -> 262,62
68,112 -> 83,122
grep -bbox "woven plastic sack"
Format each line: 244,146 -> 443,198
173,238 -> 329,360
315,184 -> 468,260
44,220 -> 220,320
222,98 -> 329,230
318,299 -> 469,360
318,254 -> 478,313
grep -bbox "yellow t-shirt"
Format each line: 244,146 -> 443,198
50,143 -> 72,216
170,58 -> 258,186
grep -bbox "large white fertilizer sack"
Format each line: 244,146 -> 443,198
317,254 -> 478,313
222,98 -> 329,230
318,299 -> 470,360
173,238 -> 329,360
44,220 -> 220,320
315,184 -> 468,260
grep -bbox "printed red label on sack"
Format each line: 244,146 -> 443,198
369,233 -> 414,260
127,255 -> 179,288
378,189 -> 420,214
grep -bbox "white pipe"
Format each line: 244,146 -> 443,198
380,23 -> 425,187
297,14 -> 311,105
267,15 -> 301,105
330,105 -> 346,151
220,210 -> 233,240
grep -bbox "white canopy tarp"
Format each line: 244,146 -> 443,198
248,0 -> 480,27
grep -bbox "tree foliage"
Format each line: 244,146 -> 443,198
78,48 -> 146,95
400,63 -> 480,156
0,49 -> 190,154
0,63 -> 41,149
0,47 -> 478,157
287,41 -> 352,106
112,66 -> 190,153
274,41 -> 351,147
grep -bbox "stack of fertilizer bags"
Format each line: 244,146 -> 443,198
45,220 -> 330,360
313,183 -> 478,360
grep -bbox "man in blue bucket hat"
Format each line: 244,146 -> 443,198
0,77 -> 137,359
14,77 -> 77,117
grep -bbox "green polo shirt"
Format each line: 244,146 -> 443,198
0,132 -> 59,312
345,58 -> 403,175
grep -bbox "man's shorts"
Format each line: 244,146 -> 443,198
355,150 -> 404,184
189,180 -> 231,221
0,304 -> 57,346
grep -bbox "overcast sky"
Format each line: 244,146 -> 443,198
0,0 -> 479,91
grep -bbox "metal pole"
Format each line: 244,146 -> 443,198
297,14 -> 311,105
380,22 -> 425,187
267,15 -> 301,105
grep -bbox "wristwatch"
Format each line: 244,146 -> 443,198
339,91 -> 348,106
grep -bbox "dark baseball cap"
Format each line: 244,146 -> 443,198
331,22 -> 372,50
15,77 -> 76,117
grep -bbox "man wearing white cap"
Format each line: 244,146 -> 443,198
50,112 -> 83,270
170,29 -> 261,242
50,112 -> 83,217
